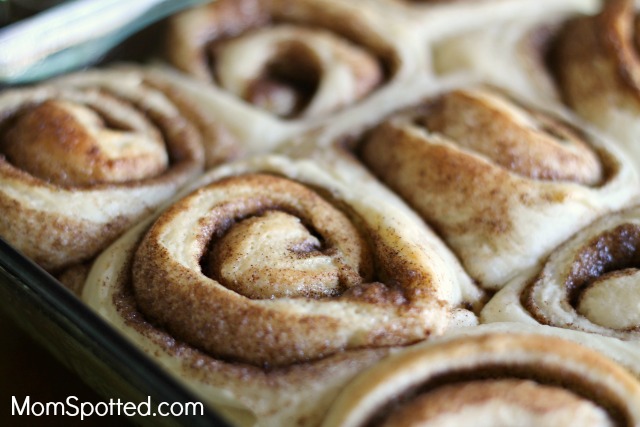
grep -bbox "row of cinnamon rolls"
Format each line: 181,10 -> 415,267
3,0 -> 640,426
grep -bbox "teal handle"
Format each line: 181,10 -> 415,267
0,0 -> 213,84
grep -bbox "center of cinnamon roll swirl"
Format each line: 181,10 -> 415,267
521,221 -> 640,334
567,223 -> 640,330
413,89 -> 603,184
213,24 -> 383,118
578,269 -> 640,330
206,208 -> 369,299
0,98 -> 169,186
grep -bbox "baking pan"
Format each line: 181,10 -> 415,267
0,1 -> 231,425
0,238 -> 231,426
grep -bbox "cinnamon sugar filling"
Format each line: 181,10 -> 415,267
167,0 -> 395,119
128,173 -> 449,366
365,365 -> 628,427
0,87 -> 204,188
523,223 -> 640,332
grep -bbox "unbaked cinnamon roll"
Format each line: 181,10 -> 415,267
358,86 -> 639,290
162,0 -> 418,155
82,155 -> 482,426
550,0 -> 640,173
0,65 -> 205,280
320,332 -> 640,427
481,204 -> 640,362
429,0 -> 640,176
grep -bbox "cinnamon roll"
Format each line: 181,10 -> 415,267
481,204 -> 640,361
550,0 -> 640,173
320,332 -> 640,427
429,0 -> 640,177
0,65 -> 205,279
162,0 -> 419,155
82,155 -> 482,426
358,86 -> 639,289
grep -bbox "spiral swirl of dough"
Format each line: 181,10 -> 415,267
2,91 -> 167,187
358,86 -> 638,289
85,155 -> 480,369
132,174 -> 456,367
164,0 -> 398,120
82,155 -> 481,424
320,333 -> 640,427
549,0 -> 640,173
482,205 -> 640,345
0,65 -> 205,272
